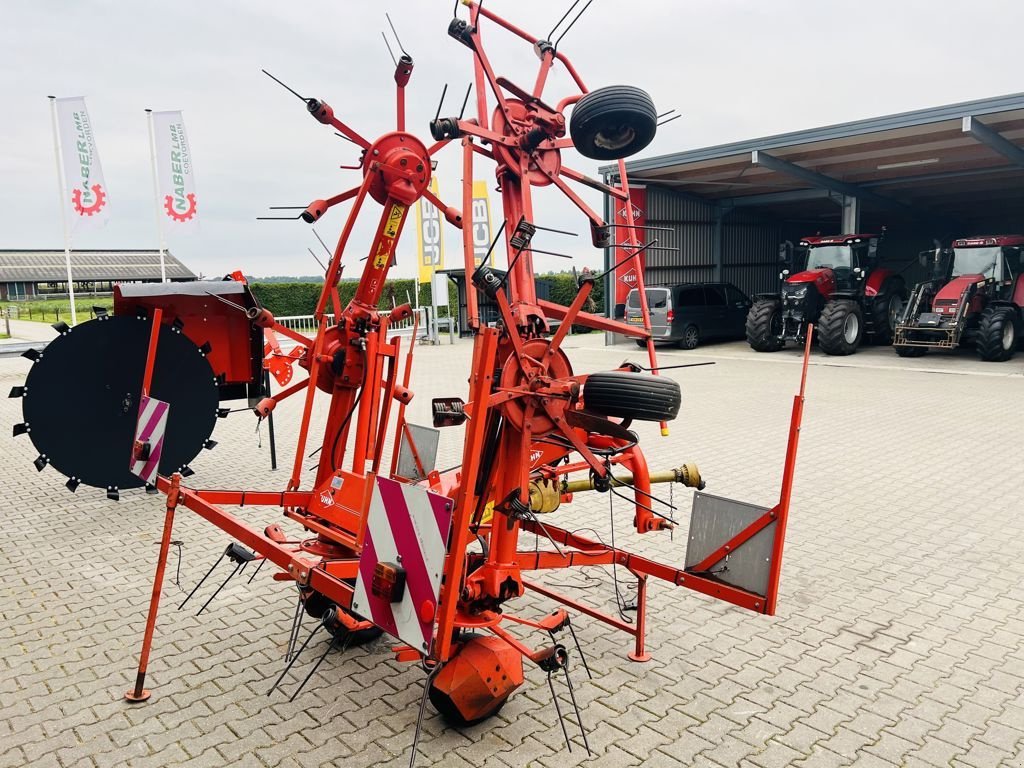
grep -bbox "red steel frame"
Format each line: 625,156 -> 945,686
125,2 -> 811,705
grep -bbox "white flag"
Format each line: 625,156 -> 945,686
55,97 -> 109,227
152,111 -> 198,230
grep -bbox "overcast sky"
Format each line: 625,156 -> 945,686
2,0 -> 1022,279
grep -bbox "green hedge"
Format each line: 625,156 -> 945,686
250,279 -> 459,318
250,273 -> 603,320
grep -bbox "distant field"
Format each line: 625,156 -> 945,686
3,298 -> 113,323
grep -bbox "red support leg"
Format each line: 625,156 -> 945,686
125,473 -> 181,702
628,574 -> 651,662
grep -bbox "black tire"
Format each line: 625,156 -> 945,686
745,299 -> 784,352
894,345 -> 928,358
569,85 -> 657,161
635,339 -> 648,348
583,371 -> 681,422
975,306 -> 1018,362
304,588 -> 384,646
818,300 -> 864,356
678,325 -> 700,350
869,279 -> 907,345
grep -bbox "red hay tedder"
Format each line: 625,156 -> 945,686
13,2 -> 813,761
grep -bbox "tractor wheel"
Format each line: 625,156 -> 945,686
569,85 -> 657,160
975,306 -> 1018,362
678,324 -> 700,350
869,280 -> 907,345
583,371 -> 681,422
745,299 -> 784,352
818,300 -> 864,356
304,587 -> 384,647
894,345 -> 928,358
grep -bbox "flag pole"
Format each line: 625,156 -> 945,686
48,96 -> 78,326
145,109 -> 168,282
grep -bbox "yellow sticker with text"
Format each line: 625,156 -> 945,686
384,203 -> 406,239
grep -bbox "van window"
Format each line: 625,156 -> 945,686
704,285 -> 727,306
678,287 -> 705,306
627,288 -> 669,309
725,285 -> 747,305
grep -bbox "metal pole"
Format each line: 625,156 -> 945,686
264,370 -> 278,470
125,473 -> 181,702
145,109 -> 168,282
48,96 -> 77,327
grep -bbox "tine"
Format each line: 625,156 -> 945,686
409,664 -> 442,768
268,621 -> 323,696
197,561 -> 243,615
567,619 -> 592,680
547,671 -> 572,753
563,665 -> 591,755
178,551 -> 225,610
288,632 -> 349,702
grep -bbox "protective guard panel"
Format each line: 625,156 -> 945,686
396,423 -> 440,482
684,491 -> 775,598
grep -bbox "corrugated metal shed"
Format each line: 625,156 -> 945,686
0,250 -> 196,282
602,91 -> 1024,303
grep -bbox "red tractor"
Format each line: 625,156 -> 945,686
893,235 -> 1024,361
746,233 -> 906,356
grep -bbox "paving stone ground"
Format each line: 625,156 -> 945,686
2,333 -> 1023,768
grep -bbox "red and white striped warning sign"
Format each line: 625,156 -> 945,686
351,476 -> 453,653
129,395 -> 169,485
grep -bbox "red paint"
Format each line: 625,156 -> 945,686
953,235 -> 1024,248
864,267 -> 896,297
786,268 -> 836,297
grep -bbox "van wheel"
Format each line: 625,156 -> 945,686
678,325 -> 700,350
635,339 -> 647,348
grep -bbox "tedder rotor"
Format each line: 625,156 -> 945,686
11,2 -> 814,763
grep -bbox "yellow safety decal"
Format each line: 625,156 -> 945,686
384,203 -> 406,239
373,243 -> 391,269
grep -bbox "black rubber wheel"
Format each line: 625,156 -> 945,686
975,306 -> 1018,362
583,371 -> 680,422
304,588 -> 384,646
894,345 -> 928,358
745,299 -> 784,352
678,325 -> 700,350
569,85 -> 657,161
869,279 -> 907,345
818,300 -> 864,356
635,339 -> 648,348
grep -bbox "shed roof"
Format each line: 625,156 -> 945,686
0,250 -> 196,282
604,92 -> 1024,224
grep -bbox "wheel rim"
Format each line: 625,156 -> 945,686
843,313 -> 860,344
595,124 -> 636,151
888,295 -> 904,328
685,327 -> 698,348
1002,320 -> 1015,350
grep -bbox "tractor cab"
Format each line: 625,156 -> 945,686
783,234 -> 881,295
948,236 -> 1024,298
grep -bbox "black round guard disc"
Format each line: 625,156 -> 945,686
22,315 -> 219,492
